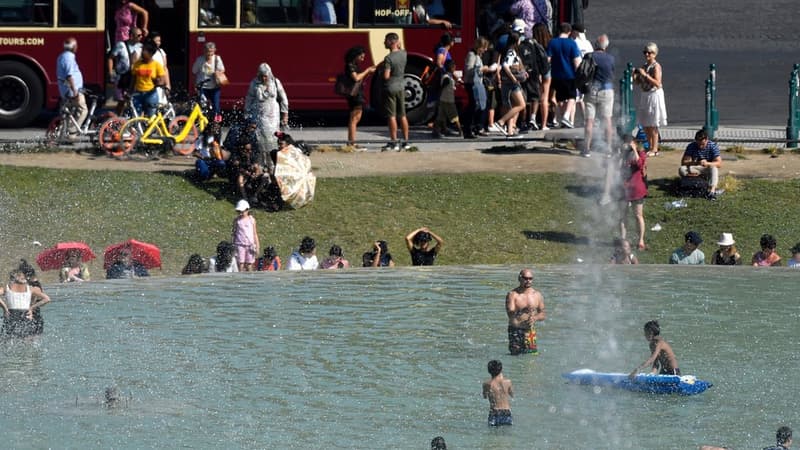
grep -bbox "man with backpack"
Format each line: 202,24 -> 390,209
518,30 -> 549,131
582,34 -> 615,156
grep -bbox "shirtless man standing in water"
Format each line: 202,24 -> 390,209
505,268 -> 546,355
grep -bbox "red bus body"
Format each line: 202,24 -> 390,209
0,0 -> 478,127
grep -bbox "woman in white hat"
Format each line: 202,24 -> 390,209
711,233 -> 741,265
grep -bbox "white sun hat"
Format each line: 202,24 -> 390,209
235,199 -> 250,211
717,233 -> 735,246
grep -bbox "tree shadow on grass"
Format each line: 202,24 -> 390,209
565,183 -> 603,199
160,168 -> 240,205
481,144 -> 574,155
522,230 -> 594,246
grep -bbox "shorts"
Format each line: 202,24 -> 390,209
488,85 -> 501,110
235,244 -> 256,265
552,78 -> 577,101
501,83 -> 523,108
508,325 -> 538,355
585,88 -> 614,120
347,93 -> 365,110
488,409 -> 513,426
383,90 -> 406,118
659,368 -> 681,375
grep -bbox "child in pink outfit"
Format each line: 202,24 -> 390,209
232,199 -> 260,271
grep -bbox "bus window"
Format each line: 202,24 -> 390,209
355,0 -> 458,27
199,0 -> 234,27
0,0 -> 53,25
58,0 -> 96,26
243,0 -> 346,27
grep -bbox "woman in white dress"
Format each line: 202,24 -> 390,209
634,42 -> 667,156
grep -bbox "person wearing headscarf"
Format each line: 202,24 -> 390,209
245,62 -> 289,171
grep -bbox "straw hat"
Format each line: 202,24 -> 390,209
717,233 -> 735,246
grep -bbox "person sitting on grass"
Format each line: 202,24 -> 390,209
106,250 -> 149,279
181,254 -> 207,274
208,241 -> 238,273
788,243 -> 800,268
406,227 -> 444,266
752,233 -> 782,267
229,140 -> 269,206
609,238 -> 638,264
288,236 -> 319,270
678,128 -> 722,199
362,240 -> 395,267
669,231 -> 705,265
194,118 -> 228,182
629,320 -> 679,379
257,246 -> 281,271
711,232 -> 741,265
320,244 -> 350,269
60,249 -> 91,282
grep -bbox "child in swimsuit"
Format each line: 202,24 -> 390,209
482,360 -> 513,426
629,320 -> 679,379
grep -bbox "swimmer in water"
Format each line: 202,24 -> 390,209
629,320 -> 679,379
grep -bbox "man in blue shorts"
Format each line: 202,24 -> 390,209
547,23 -> 581,129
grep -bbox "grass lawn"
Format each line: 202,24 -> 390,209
1,165 -> 798,281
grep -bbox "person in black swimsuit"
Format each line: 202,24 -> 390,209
405,227 -> 444,266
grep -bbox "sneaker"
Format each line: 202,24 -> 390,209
581,151 -> 591,157
400,141 -> 412,151
705,191 -> 718,201
528,119 -> 540,131
489,122 -> 507,135
560,117 -> 574,129
477,129 -> 490,137
541,126 -> 550,131
382,142 -> 400,152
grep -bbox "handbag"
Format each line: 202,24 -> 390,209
334,72 -> 358,97
214,56 -> 229,86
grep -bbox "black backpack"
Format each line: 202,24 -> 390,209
574,52 -> 597,94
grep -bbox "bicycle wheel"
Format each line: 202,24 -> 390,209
98,117 -> 128,156
89,111 -> 117,147
168,115 -> 200,156
45,116 -> 65,147
116,117 -> 153,157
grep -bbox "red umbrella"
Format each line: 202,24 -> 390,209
35,242 -> 96,271
103,239 -> 162,270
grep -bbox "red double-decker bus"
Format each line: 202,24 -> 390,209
0,0 -> 475,128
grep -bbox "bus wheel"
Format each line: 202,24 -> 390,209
403,61 -> 434,125
0,61 -> 43,128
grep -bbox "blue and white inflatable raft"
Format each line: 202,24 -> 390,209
562,369 -> 712,395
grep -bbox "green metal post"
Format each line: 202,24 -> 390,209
704,64 -> 718,139
618,62 -> 635,134
788,63 -> 799,148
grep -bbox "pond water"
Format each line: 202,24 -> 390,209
1,265 -> 797,449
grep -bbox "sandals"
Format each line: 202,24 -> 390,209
647,150 -> 659,157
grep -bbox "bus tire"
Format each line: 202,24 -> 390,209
0,61 -> 44,128
369,59 -> 434,126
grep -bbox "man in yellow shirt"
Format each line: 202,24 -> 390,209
130,42 -> 166,116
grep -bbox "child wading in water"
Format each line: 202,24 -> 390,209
629,320 -> 679,379
482,360 -> 513,426
232,199 -> 260,271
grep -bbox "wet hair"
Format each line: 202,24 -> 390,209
488,360 -> 503,377
329,245 -> 343,257
182,254 -> 206,275
104,387 -> 120,407
215,241 -> 235,272
299,236 -> 316,253
558,22 -> 572,34
760,234 -> 777,249
17,259 -> 36,280
644,320 -> 661,337
695,128 -> 709,141
413,231 -> 432,246
431,436 -> 447,450
344,46 -> 366,64
777,426 -> 792,445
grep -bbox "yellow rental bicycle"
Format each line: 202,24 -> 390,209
114,102 -> 208,157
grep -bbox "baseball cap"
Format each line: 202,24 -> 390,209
511,19 -> 526,33
685,231 -> 703,245
235,199 -> 250,211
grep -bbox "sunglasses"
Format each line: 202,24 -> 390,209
643,51 -> 653,55
520,276 -> 533,281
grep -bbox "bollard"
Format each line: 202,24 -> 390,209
704,64 -> 718,139
618,62 -> 636,135
788,63 -> 799,148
